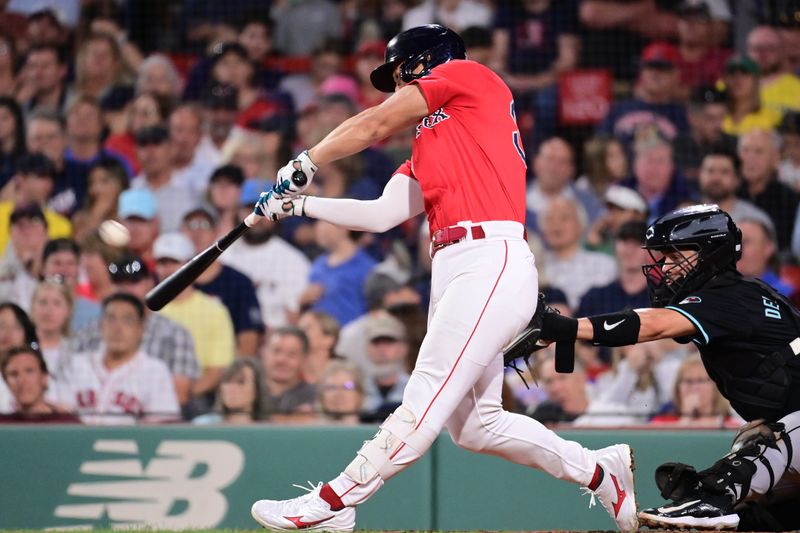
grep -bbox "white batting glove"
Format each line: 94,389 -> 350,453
274,150 -> 317,199
254,191 -> 307,221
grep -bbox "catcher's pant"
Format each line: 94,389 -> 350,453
328,221 -> 597,505
744,410 -> 800,499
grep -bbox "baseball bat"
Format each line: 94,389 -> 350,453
145,171 -> 307,311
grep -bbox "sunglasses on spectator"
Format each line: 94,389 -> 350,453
322,381 -> 359,392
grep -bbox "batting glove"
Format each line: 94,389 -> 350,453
254,191 -> 307,221
274,150 -> 317,198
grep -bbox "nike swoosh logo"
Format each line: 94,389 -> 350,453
656,500 -> 701,514
611,474 -> 626,517
604,319 -> 625,331
284,515 -> 334,529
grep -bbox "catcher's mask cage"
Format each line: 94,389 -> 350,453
641,204 -> 742,307
370,24 -> 466,93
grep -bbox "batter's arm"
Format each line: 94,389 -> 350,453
308,85 -> 429,166
303,172 -> 425,233
576,307 -> 698,344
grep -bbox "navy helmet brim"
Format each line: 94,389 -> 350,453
370,60 -> 400,93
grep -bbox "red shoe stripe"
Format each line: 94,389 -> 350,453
389,242 -> 510,461
610,474 -> 626,517
284,515 -> 334,529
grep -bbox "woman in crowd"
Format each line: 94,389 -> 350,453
0,302 -> 39,413
298,310 -> 340,385
135,54 -> 183,103
722,56 -> 782,136
0,97 -> 26,191
104,91 -> 173,175
317,360 -> 365,425
74,32 -> 128,100
29,280 -> 73,374
71,158 -> 129,241
194,358 -> 270,424
576,136 -> 628,202
651,353 -> 740,427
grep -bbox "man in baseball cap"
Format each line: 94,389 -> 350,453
118,188 -> 159,271
361,312 -> 410,422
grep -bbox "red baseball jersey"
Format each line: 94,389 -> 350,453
395,60 -> 527,234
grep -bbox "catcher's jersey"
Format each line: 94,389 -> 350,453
395,59 -> 527,235
57,350 -> 179,425
667,270 -> 800,420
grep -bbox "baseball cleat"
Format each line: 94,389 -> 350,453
251,481 -> 356,531
638,493 -> 739,530
583,444 -> 639,532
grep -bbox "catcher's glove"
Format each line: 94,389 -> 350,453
502,292 -> 557,387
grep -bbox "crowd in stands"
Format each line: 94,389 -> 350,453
1,0 -> 800,429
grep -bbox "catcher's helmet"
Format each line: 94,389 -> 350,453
642,204 -> 742,307
370,24 -> 466,93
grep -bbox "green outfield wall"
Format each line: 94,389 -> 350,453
0,425 -> 733,530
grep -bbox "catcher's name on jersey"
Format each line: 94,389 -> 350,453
58,350 -> 180,425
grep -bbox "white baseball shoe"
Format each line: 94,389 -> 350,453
251,482 -> 356,531
582,444 -> 638,532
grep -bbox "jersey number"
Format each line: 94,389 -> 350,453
510,101 -> 526,166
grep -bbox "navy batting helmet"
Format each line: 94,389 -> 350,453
370,24 -> 466,93
642,204 -> 742,307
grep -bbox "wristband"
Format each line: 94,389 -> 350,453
541,313 -> 579,343
588,310 -> 640,346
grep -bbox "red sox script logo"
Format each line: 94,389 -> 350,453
415,107 -> 450,138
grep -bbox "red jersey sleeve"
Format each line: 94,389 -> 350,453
411,61 -> 481,115
393,160 -> 415,180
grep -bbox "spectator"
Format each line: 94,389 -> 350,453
26,108 -> 90,216
237,17 -> 282,90
271,0 -> 342,57
72,254 -> 200,410
526,137 -> 603,234
297,309 -> 339,385
154,233 -> 235,412
41,238 -> 101,333
746,25 -> 800,115
460,25 -> 493,66
17,43 -> 70,115
0,345 -> 79,423
722,55 -> 783,136
352,40 -> 389,110
74,32 -> 127,101
21,7 -> 70,47
317,360 -> 365,425
278,40 -> 344,112
59,293 -> 180,425
245,113 -> 294,189
222,182 -> 310,329
0,97 -> 26,188
304,221 -> 377,326
674,85 -> 738,180
206,164 -> 245,237
80,2 -> 144,74
135,54 -> 182,102
0,153 -> 71,252
673,2 -> 731,99
697,150 -> 774,231
360,312 -> 410,422
777,111 -> 800,191
585,185 -> 648,254
117,188 -> 159,270
104,92 -> 173,175
181,205 -> 264,357
577,340 -> 684,426
0,302 -> 38,413
71,158 -> 129,242
64,96 -> 117,169
650,353 -> 737,427
131,124 -> 199,232
576,136 -> 629,204
737,129 -> 799,250
29,279 -> 72,373
529,352 -> 589,425
99,84 -> 135,137
75,231 -> 124,304
539,197 -> 618,310
260,326 -> 317,417
193,357 -> 270,425
169,104 -> 214,195
736,218 -> 793,296
0,204 -> 49,311
227,131 -> 273,182
0,32 -> 17,98
596,42 -> 689,152
198,83 -> 241,166
624,135 -> 695,221
403,0 -> 491,32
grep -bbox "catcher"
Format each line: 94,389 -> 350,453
505,204 -> 800,530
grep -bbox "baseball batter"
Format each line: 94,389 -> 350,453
251,25 -> 637,532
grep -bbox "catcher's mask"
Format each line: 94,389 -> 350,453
641,204 -> 741,307
370,24 -> 466,93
